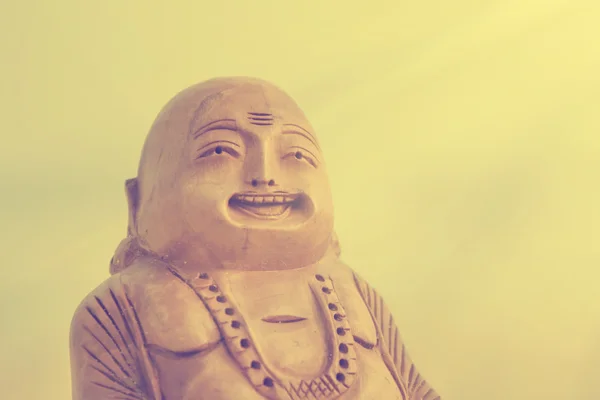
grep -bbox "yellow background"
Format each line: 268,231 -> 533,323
1,1 -> 599,399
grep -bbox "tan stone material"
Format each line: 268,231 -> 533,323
69,77 -> 441,400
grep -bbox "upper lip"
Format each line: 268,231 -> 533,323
230,191 -> 300,205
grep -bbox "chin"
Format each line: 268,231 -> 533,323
217,198 -> 333,270
163,193 -> 333,271
223,234 -> 331,271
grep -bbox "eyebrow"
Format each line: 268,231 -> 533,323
192,119 -> 237,139
281,124 -> 319,149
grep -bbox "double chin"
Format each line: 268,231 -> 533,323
142,197 -> 332,271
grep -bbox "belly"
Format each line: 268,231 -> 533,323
152,344 -> 403,400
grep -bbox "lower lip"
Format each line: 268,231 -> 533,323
230,202 -> 295,220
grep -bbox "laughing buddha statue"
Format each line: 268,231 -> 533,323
69,77 -> 441,400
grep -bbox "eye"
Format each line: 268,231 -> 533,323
283,147 -> 318,168
196,143 -> 240,159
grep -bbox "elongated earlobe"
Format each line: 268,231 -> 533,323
109,178 -> 141,274
109,237 -> 138,274
125,178 -> 139,237
330,231 -> 341,258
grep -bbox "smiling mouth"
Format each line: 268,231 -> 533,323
229,191 -> 301,220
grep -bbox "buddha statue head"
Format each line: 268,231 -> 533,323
110,77 -> 337,273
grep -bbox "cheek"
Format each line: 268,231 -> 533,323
182,183 -> 230,206
190,158 -> 241,184
280,162 -> 317,184
180,165 -> 242,209
305,172 -> 333,207
136,191 -> 186,251
284,166 -> 327,188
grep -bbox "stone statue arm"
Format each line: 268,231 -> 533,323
69,276 -> 161,400
353,273 -> 442,400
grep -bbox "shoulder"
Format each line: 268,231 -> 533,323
319,259 -> 370,301
318,260 -> 379,346
71,258 -> 181,330
69,270 -> 128,346
71,259 -> 221,353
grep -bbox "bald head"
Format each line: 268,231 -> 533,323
137,78 -> 312,197
126,77 -> 334,271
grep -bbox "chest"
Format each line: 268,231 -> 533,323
141,267 -> 391,399
220,269 -> 379,370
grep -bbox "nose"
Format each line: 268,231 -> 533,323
251,178 -> 276,187
244,142 -> 279,188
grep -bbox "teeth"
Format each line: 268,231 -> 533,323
233,193 -> 298,205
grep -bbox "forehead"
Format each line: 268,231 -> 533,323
193,84 -> 310,127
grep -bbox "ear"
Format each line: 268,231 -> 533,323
329,230 -> 341,258
125,178 -> 139,237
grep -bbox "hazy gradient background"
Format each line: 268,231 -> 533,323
1,1 -> 599,399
